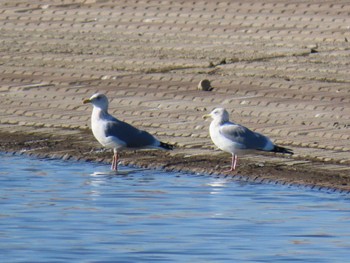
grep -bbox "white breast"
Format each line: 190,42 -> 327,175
91,109 -> 126,150
209,122 -> 239,154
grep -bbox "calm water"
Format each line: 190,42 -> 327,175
1,153 -> 350,263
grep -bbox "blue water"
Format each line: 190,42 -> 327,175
1,153 -> 350,263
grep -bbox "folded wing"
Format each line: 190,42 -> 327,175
105,119 -> 157,148
219,122 -> 272,151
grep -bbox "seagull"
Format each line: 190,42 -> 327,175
83,93 -> 173,171
203,108 -> 293,171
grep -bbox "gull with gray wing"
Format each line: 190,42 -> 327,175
203,108 -> 293,171
83,93 -> 173,171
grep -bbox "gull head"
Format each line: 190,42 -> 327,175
83,93 -> 109,111
203,108 -> 230,122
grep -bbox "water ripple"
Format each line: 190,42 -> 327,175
0,153 -> 350,262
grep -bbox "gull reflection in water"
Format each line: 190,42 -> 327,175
84,171 -> 112,198
206,178 -> 229,195
85,168 -> 146,199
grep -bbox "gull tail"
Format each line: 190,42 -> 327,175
271,145 -> 293,155
160,141 -> 174,150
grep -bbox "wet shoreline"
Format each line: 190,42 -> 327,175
1,130 -> 349,193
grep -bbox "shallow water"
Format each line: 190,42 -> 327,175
1,153 -> 350,262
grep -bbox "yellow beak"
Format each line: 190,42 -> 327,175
202,114 -> 211,120
83,98 -> 91,104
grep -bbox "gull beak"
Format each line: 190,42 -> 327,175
202,114 -> 211,120
83,98 -> 91,104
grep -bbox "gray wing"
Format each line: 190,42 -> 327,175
105,118 -> 157,148
219,122 -> 271,150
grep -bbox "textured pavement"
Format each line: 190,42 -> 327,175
0,0 -> 349,174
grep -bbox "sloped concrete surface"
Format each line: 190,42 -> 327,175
0,0 -> 349,189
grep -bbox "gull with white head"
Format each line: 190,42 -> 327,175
83,93 -> 173,171
203,108 -> 293,171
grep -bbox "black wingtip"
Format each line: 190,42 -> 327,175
272,145 -> 294,155
160,141 -> 174,150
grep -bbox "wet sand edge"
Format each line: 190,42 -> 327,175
1,129 -> 349,193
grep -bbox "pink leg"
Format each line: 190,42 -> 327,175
232,154 -> 238,171
111,155 -> 116,171
225,154 -> 238,172
111,150 -> 119,171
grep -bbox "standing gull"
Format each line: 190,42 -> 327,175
203,108 -> 293,171
83,93 -> 173,171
